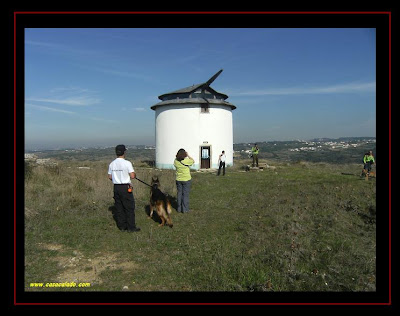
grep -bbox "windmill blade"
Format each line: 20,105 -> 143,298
205,69 -> 223,86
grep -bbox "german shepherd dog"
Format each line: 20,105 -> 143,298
362,169 -> 376,181
149,176 -> 173,228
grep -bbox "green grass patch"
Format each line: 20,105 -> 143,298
25,160 -> 376,292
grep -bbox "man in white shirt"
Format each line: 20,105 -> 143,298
217,150 -> 226,176
108,144 -> 140,232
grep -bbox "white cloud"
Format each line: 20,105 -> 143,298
25,40 -> 98,56
26,96 -> 100,107
26,103 -> 118,124
122,106 -> 147,112
25,103 -> 76,115
230,82 -> 376,97
133,107 -> 146,112
89,117 -> 117,123
26,87 -> 101,107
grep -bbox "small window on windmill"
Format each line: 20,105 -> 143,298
201,104 -> 209,113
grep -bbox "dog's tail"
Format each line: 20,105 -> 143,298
166,197 -> 172,215
165,198 -> 173,228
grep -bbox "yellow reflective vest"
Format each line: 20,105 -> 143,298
251,147 -> 259,155
174,158 -> 194,181
363,155 -> 375,164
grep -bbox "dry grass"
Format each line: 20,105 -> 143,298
24,159 -> 376,292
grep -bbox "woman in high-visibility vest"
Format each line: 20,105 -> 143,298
174,149 -> 194,213
251,143 -> 259,167
362,150 -> 375,175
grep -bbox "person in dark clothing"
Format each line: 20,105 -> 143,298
108,145 -> 140,232
217,150 -> 226,176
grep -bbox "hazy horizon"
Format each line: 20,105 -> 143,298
24,136 -> 376,152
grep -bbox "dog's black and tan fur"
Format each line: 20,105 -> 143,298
149,176 -> 173,228
361,169 -> 376,181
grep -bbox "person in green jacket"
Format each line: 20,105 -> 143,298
251,143 -> 259,167
174,149 -> 195,213
362,150 -> 375,176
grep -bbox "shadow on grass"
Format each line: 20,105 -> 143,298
107,194 -> 179,227
143,194 -> 179,226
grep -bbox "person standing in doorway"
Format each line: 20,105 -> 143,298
108,145 -> 140,232
174,149 -> 194,213
251,143 -> 259,167
217,150 -> 226,176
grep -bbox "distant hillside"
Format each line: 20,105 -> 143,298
233,138 -> 376,164
26,138 -> 376,165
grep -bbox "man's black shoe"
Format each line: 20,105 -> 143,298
127,227 -> 141,232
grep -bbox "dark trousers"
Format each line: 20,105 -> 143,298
364,162 -> 373,172
113,184 -> 136,231
176,180 -> 191,213
252,154 -> 259,167
217,161 -> 225,175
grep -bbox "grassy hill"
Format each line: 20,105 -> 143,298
24,158 -> 376,292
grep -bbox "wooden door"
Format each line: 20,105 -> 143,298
200,146 -> 210,169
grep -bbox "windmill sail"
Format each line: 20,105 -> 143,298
205,69 -> 223,86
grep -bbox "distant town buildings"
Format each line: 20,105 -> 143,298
288,139 -> 375,152
24,153 -> 37,160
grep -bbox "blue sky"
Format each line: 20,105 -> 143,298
25,28 -> 376,150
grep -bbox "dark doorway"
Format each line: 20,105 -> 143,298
200,146 -> 211,169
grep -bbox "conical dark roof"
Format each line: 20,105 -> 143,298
158,83 -> 228,101
151,69 -> 236,111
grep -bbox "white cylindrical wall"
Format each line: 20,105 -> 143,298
154,104 -> 233,169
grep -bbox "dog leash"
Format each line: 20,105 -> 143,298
135,177 -> 153,188
136,176 -> 171,197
